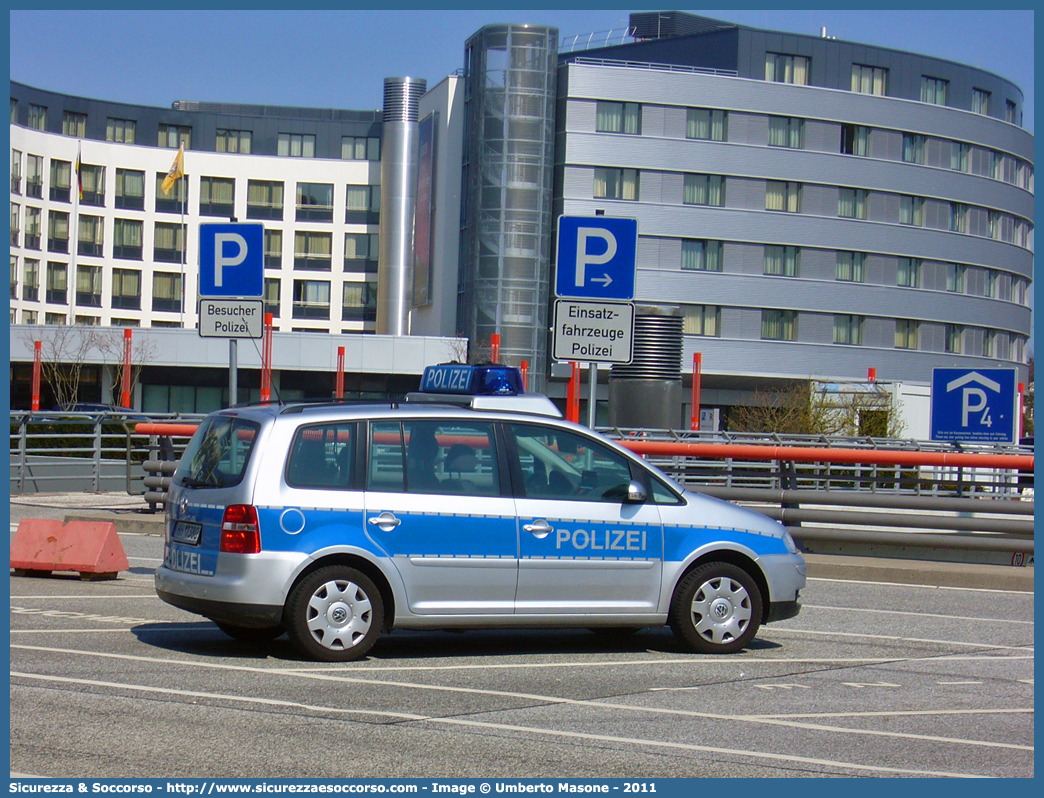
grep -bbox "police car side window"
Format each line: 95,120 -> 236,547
368,421 -> 406,492
403,421 -> 499,496
509,424 -> 632,503
285,423 -> 355,489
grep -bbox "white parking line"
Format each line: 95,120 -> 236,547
807,576 -> 1034,595
10,669 -> 1015,777
800,603 -> 1035,625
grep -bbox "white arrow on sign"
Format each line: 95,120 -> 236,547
591,274 -> 612,287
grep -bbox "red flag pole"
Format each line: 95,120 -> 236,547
336,346 -> 345,399
690,353 -> 702,431
120,328 -> 132,408
260,313 -> 273,402
31,340 -> 41,412
520,360 -> 529,392
490,333 -> 500,364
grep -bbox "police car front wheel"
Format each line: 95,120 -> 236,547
285,566 -> 384,662
669,562 -> 763,654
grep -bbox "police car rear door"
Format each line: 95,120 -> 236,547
363,418 -> 518,615
507,422 -> 663,615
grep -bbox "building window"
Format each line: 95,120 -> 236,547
920,76 -> 948,106
75,265 -> 102,307
764,245 -> 799,277
264,229 -> 283,270
244,180 -> 284,221
22,259 -> 39,302
945,263 -> 966,293
199,176 -> 235,217
902,133 -> 925,164
292,279 -> 330,319
765,53 -> 809,85
10,98 -> 16,123
153,222 -> 185,263
77,164 -> 105,207
62,111 -> 86,137
761,309 -> 797,341
895,319 -> 919,350
45,313 -> 67,325
683,174 -> 725,206
596,101 -> 641,135
345,184 -> 380,217
342,281 -> 377,322
158,124 -> 190,149
215,129 -> 251,154
50,160 -> 72,203
1005,100 -> 1018,124
840,124 -> 869,156
768,116 -> 804,148
985,269 -> 998,298
278,133 -> 315,158
294,231 -> 333,271
972,88 -> 990,116
950,141 -> 971,172
112,268 -> 141,310
11,148 -> 22,194
77,215 -> 104,257
47,211 -> 69,253
836,252 -> 865,282
115,169 -> 145,210
838,188 -> 867,219
945,324 -> 964,354
25,155 -> 43,198
264,277 -> 281,319
833,314 -> 863,345
155,172 -> 189,214
594,168 -> 639,201
988,211 -> 1003,241
342,136 -> 380,160
899,195 -> 924,226
686,108 -> 727,141
681,239 -> 722,272
851,64 -> 887,96
152,272 -> 182,313
10,202 -> 19,246
9,255 -> 17,299
106,117 -> 135,144
46,262 -> 67,304
682,305 -> 719,336
28,104 -> 46,131
297,182 -> 334,222
949,203 -> 968,234
345,233 -> 379,272
24,207 -> 41,250
766,181 -> 800,213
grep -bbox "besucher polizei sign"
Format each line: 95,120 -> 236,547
198,299 -> 264,339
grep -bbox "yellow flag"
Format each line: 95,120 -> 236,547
161,144 -> 184,195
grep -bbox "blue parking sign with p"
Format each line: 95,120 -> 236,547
930,368 -> 1018,444
199,223 -> 264,298
556,216 -> 637,301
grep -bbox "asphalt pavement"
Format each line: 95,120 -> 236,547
8,491 -> 1034,592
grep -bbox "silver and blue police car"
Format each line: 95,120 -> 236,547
155,364 -> 805,661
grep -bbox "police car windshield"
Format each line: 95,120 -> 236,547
178,416 -> 259,488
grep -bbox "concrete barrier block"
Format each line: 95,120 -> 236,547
10,518 -> 129,580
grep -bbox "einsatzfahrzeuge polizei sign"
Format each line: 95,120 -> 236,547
552,299 -> 634,364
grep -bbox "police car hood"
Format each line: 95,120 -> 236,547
681,488 -> 787,539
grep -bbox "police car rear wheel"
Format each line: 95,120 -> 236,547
214,621 -> 284,643
286,566 -> 384,662
670,562 -> 762,654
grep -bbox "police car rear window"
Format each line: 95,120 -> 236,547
178,416 -> 259,489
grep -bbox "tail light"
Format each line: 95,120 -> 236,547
220,505 -> 261,554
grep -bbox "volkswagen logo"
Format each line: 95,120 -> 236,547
331,607 -> 348,624
178,495 -> 189,517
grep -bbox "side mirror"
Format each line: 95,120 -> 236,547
625,479 -> 647,504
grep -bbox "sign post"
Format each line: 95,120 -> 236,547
554,216 -> 638,426
198,223 -> 264,407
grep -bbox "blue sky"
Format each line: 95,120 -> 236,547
9,9 -> 1035,130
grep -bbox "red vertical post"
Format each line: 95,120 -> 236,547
568,362 -> 581,423
336,346 -> 345,399
120,328 -> 133,408
490,333 -> 501,364
690,353 -> 702,431
260,313 -> 274,402
520,360 -> 529,392
31,340 -> 41,412
1018,382 -> 1025,439
868,367 -> 877,383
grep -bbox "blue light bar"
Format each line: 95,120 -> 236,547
420,364 -> 524,396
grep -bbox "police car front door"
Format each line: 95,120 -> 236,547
508,424 -> 663,615
364,420 -> 518,615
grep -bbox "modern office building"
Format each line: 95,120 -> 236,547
9,11 -> 1034,430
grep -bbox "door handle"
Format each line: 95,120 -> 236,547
523,519 -> 553,538
368,511 -> 401,531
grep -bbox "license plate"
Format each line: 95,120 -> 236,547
171,520 -> 202,546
